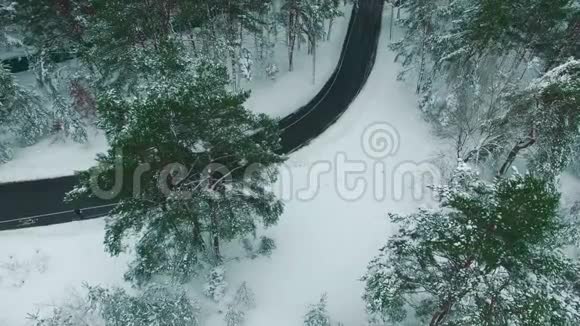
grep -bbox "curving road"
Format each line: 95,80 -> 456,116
0,0 -> 384,231
279,0 -> 383,153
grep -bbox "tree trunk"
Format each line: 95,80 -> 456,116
208,197 -> 222,262
213,231 -> 221,262
231,52 -> 238,91
239,22 -> 244,84
417,25 -> 428,94
288,11 -> 296,71
430,300 -> 452,326
312,38 -> 316,84
389,4 -> 395,40
327,18 -> 334,41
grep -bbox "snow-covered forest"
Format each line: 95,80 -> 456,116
1,0 -> 580,325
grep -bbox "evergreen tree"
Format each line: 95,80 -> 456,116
363,164 -> 580,325
68,62 -> 285,285
462,0 -> 574,61
391,0 -> 580,177
389,0 -> 446,94
0,67 -> 50,163
300,0 -> 342,84
304,294 -> 331,326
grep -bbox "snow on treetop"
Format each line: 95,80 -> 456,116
528,58 -> 580,91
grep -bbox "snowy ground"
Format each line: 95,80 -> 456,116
0,6 -> 351,184
0,219 -> 129,326
245,6 -> 352,118
0,9 -> 445,325
0,129 -> 108,183
560,173 -> 580,208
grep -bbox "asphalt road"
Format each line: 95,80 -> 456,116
0,0 -> 384,231
279,0 -> 384,153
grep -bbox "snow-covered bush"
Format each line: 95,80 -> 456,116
242,236 -> 277,259
265,63 -> 279,80
257,236 -> 277,257
204,266 -> 228,303
28,284 -> 199,326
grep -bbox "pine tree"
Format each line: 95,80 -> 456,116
300,0 -> 342,84
68,62 -> 285,285
391,0 -> 580,177
304,294 -> 331,326
14,0 -> 279,94
363,164 -> 580,325
279,0 -> 342,76
390,0 -> 445,94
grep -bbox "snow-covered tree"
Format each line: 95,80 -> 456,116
390,0 -> 447,94
501,58 -> 580,178
223,282 -> 256,326
242,235 -> 277,259
280,0 -> 342,73
391,0 -> 580,178
304,294 -> 331,326
68,62 -> 285,285
300,0 -> 342,84
0,0 -> 91,155
0,67 -> 50,163
0,1 -> 65,163
0,0 -> 20,47
225,307 -> 246,326
363,164 -> 580,325
280,0 -> 302,71
29,284 -> 199,326
89,285 -> 199,326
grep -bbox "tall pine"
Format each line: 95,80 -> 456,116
69,62 -> 285,285
363,164 -> 580,325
